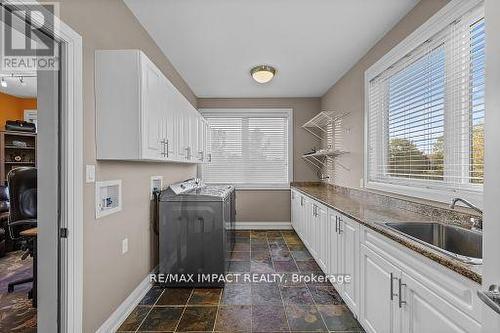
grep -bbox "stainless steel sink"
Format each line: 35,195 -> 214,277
384,222 -> 482,265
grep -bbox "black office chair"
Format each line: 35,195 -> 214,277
7,167 -> 37,293
0,185 -> 10,257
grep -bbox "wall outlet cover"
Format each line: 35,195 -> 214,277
122,238 -> 128,254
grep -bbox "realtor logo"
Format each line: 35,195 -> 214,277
1,2 -> 59,71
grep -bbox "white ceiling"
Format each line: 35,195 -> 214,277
125,0 -> 418,98
0,76 -> 37,98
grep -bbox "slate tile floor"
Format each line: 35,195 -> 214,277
118,230 -> 364,332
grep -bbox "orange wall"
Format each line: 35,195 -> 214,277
0,92 -> 37,129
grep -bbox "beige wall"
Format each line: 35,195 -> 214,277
58,0 -> 197,331
198,98 -> 321,222
321,0 -> 450,188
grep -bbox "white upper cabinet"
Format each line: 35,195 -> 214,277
95,50 -> 210,163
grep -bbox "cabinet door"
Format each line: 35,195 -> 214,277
160,77 -> 177,160
401,272 -> 481,333
316,203 -> 328,271
298,195 -> 306,239
291,190 -> 297,230
328,209 -> 340,276
339,215 -> 359,315
141,57 -> 163,159
360,245 -> 401,333
190,111 -> 199,161
177,98 -> 192,161
204,120 -> 212,162
309,203 -> 318,259
303,197 -> 313,249
197,117 -> 206,162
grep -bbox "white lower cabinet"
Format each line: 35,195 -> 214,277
360,245 -> 402,333
339,214 -> 359,313
290,189 -> 482,333
401,272 -> 481,333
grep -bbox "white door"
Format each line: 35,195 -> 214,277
141,57 -> 163,159
328,209 -> 340,276
360,245 -> 401,333
401,272 -> 481,333
340,216 -> 359,314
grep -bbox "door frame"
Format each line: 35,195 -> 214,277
1,1 -> 84,332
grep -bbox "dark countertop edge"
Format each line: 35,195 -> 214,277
291,185 -> 482,285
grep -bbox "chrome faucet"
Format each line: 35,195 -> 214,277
450,198 -> 483,230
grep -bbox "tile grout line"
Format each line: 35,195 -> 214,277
172,288 -> 194,332
278,230 -> 294,332
133,287 -> 165,333
211,287 -> 223,332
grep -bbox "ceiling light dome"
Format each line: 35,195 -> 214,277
250,65 -> 276,84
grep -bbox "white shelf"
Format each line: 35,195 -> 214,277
301,111 -> 350,139
301,150 -> 349,170
302,149 -> 348,158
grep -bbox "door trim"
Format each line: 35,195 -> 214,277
2,1 -> 84,331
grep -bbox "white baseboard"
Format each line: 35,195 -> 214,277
96,268 -> 156,333
234,221 -> 292,230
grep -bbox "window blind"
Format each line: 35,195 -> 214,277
367,7 -> 485,195
201,110 -> 291,187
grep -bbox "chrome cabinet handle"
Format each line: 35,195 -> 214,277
185,147 -> 191,159
335,216 -> 339,233
338,217 -> 343,234
390,273 -> 398,300
198,151 -> 204,161
165,139 -> 169,157
398,278 -> 406,308
207,153 -> 212,162
300,197 -> 304,206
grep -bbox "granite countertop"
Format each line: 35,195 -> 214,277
291,183 -> 482,284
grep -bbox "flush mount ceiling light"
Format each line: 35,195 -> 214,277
250,65 -> 276,84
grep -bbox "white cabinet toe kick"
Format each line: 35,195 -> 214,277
291,188 -> 482,333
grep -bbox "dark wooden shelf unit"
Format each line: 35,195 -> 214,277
0,131 -> 37,184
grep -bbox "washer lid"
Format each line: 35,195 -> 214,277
160,183 -> 234,202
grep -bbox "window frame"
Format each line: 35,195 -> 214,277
364,0 -> 484,207
200,108 -> 294,190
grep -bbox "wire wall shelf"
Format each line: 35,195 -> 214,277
301,111 -> 350,175
301,149 -> 348,170
301,111 -> 350,140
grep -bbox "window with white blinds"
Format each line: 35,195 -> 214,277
366,3 -> 485,203
201,109 -> 292,188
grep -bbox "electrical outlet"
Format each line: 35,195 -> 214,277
122,238 -> 128,254
150,176 -> 163,199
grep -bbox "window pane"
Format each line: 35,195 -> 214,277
387,46 -> 445,181
470,18 -> 485,184
203,112 -> 290,186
